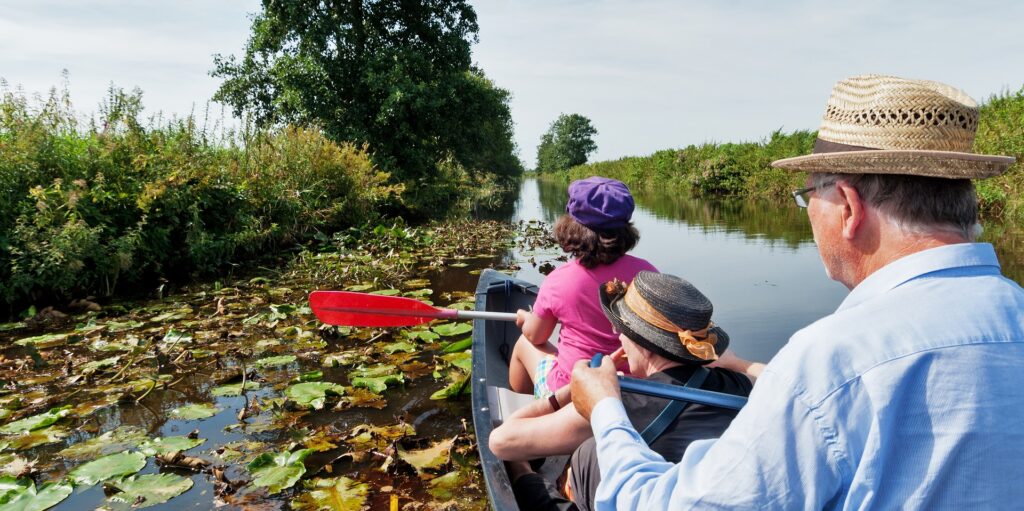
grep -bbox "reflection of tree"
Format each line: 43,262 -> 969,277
982,224 -> 1024,285
533,177 -> 812,249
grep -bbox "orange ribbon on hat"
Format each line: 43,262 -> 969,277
612,279 -> 719,361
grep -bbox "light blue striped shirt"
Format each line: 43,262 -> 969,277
591,243 -> 1024,510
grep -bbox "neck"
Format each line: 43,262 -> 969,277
845,225 -> 968,288
639,357 -> 683,378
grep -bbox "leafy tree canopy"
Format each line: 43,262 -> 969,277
211,0 -> 520,191
536,113 -> 598,172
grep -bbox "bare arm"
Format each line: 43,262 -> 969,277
516,309 -> 558,346
489,386 -> 593,461
708,349 -> 765,383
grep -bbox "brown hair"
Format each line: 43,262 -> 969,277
813,173 -> 978,240
554,215 -> 640,268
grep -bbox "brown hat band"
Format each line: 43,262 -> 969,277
621,282 -> 719,361
813,138 -> 876,154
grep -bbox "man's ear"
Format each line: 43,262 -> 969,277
835,182 -> 865,240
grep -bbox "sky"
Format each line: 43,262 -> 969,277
2,0 -> 1023,166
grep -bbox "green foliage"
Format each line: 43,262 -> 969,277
0,84 -> 399,308
536,113 -> 598,172
975,86 -> 1024,222
211,0 -> 522,213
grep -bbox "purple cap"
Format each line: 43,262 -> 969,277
566,176 -> 635,230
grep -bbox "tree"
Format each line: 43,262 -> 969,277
535,113 -> 598,172
211,0 -> 520,190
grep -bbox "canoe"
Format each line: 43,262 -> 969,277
471,269 -> 567,511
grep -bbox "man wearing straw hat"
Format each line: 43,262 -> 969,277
570,75 -> 1024,509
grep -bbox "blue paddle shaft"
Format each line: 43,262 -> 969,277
589,354 -> 747,411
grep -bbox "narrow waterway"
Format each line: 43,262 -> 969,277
500,177 -> 1023,364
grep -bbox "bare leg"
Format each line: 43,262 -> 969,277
509,334 -> 558,394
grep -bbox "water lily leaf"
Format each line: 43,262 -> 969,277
441,351 -> 472,373
0,476 -> 30,502
67,451 -> 146,487
70,394 -> 122,418
368,289 -> 400,296
441,338 -> 472,353
79,356 -> 121,375
58,426 -> 148,461
295,370 -> 323,382
138,436 -> 205,456
151,312 -> 186,323
0,406 -> 71,434
431,323 -> 472,337
428,470 -> 470,500
0,478 -> 72,511
346,424 -> 415,451
322,351 -> 368,368
404,330 -> 440,342
104,473 -> 193,509
13,333 -> 69,349
381,341 -> 417,354
445,301 -> 476,311
350,374 -> 404,394
403,279 -> 431,289
298,429 -> 339,452
161,330 -> 193,346
211,381 -> 260,397
0,322 -> 26,332
253,355 -> 297,368
246,449 -> 313,494
6,426 -> 69,450
105,320 -> 144,333
169,403 -> 220,420
448,262 -> 469,268
402,288 -> 433,298
285,382 -> 346,410
291,476 -> 368,511
337,387 -> 388,410
397,437 -> 455,475
430,374 -> 471,401
344,284 -> 374,292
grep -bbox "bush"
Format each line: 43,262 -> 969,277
0,85 -> 400,307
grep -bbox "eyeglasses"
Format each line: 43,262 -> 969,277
791,180 -> 836,208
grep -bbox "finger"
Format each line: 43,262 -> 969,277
609,347 -> 626,363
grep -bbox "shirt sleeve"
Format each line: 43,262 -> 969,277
531,272 -> 561,320
591,368 -> 845,510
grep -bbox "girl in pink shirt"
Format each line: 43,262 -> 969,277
511,177 -> 656,397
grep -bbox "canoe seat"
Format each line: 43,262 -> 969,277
487,386 -> 535,426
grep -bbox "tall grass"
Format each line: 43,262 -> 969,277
561,86 -> 1024,223
0,84 -> 402,308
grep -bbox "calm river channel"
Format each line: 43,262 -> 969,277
498,177 -> 1024,364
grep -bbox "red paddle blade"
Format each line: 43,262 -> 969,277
309,290 -> 453,327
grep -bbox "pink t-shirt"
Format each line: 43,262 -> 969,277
532,254 -> 657,392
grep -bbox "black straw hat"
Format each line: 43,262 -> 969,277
600,271 -> 729,364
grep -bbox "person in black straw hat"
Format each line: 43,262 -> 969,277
491,271 -> 752,511
570,75 -> 1024,510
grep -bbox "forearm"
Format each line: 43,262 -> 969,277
490,402 -> 592,460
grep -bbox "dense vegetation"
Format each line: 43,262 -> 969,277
212,0 -> 522,214
535,113 -> 598,172
560,86 -> 1024,222
0,85 -> 420,311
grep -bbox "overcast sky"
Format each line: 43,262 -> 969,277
2,0 -> 1023,166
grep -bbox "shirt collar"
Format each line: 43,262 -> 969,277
838,243 -> 1001,312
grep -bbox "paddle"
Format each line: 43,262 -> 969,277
590,354 -> 747,410
309,290 -> 518,327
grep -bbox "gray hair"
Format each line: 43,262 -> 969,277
811,173 -> 979,241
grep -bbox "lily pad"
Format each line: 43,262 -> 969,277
338,387 -> 388,410
403,278 -> 431,289
441,351 -> 472,373
247,449 -> 313,494
138,436 -> 205,456
441,338 -> 472,353
404,330 -> 440,342
58,426 -> 148,461
169,403 -> 220,420
349,368 -> 405,394
402,288 -> 433,298
428,470 -> 471,500
6,426 -> 69,450
211,382 -> 260,397
0,478 -> 72,511
445,301 -> 476,311
344,284 -> 374,292
430,374 -> 471,401
431,323 -> 473,337
291,476 -> 368,511
71,394 -> 122,418
14,333 -> 69,349
0,406 -> 71,434
67,451 -> 146,487
161,330 -> 193,346
285,382 -> 346,410
252,355 -> 297,369
105,473 -> 193,509
79,356 -> 121,376
368,289 -> 401,296
397,437 -> 455,475
295,370 -> 323,382
381,341 -> 417,354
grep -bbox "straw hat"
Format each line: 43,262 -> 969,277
600,271 -> 729,364
772,75 -> 1015,178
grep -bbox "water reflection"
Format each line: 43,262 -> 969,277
501,178 -> 1024,364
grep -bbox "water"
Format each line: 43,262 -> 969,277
501,177 -> 1023,364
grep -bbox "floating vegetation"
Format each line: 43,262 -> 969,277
0,220 -> 560,509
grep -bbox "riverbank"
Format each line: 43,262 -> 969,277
0,86 -> 517,314
553,85 -> 1024,223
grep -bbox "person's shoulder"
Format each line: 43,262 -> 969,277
618,254 -> 657,271
707,367 -> 754,397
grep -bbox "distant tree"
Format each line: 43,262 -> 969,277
536,113 -> 598,172
211,0 -> 520,188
